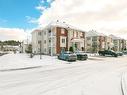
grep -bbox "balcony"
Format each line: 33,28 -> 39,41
48,32 -> 56,38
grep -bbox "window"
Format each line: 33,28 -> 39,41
49,30 -> 51,33
92,42 -> 97,47
44,31 -> 46,35
92,36 -> 97,41
49,39 -> 51,43
62,39 -> 65,43
60,36 -> 66,47
80,32 -> 84,37
44,40 -> 46,44
38,40 -> 41,44
61,29 -> 65,34
87,37 -> 91,40
38,32 -> 41,36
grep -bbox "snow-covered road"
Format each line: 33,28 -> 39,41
0,54 -> 127,95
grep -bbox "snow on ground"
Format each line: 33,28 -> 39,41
0,53 -> 102,71
0,53 -> 127,95
0,53 -> 67,70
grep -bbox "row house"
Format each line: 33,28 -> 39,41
86,30 -> 107,53
109,35 -> 127,51
32,21 -> 86,55
32,22 -> 127,55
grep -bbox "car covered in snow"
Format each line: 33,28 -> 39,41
98,50 -> 118,57
58,51 -> 77,61
74,51 -> 88,60
116,51 -> 123,56
123,51 -> 127,55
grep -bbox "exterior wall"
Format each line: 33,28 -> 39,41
105,36 -> 113,50
48,27 -> 57,55
111,39 -> 126,51
67,29 -> 85,52
92,36 -> 99,52
32,30 -> 42,54
56,27 -> 68,54
86,36 -> 107,53
32,26 -> 86,55
112,39 -> 120,51
43,29 -> 49,54
121,39 -> 126,51
86,37 -> 92,52
99,36 -> 105,51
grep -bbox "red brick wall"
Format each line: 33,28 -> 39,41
56,27 -> 68,54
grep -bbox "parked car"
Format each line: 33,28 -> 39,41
58,51 -> 77,61
75,51 -> 88,60
98,50 -> 118,57
123,51 -> 127,55
116,51 -> 123,56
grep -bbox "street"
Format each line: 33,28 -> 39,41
0,54 -> 127,95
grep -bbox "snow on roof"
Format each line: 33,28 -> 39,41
31,29 -> 42,33
86,30 -> 106,37
109,34 -> 122,40
43,20 -> 86,32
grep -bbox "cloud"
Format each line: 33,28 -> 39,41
37,0 -> 127,39
0,28 -> 27,41
35,6 -> 46,11
26,16 -> 38,24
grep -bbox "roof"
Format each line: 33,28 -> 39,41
86,30 -> 105,37
109,34 -> 122,40
31,29 -> 42,33
42,20 -> 86,32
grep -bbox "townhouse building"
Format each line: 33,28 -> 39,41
86,30 -> 106,53
32,21 -> 86,55
109,35 -> 122,51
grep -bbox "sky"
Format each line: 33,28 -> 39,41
0,0 -> 127,41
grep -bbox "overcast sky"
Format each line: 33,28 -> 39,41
0,0 -> 127,40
